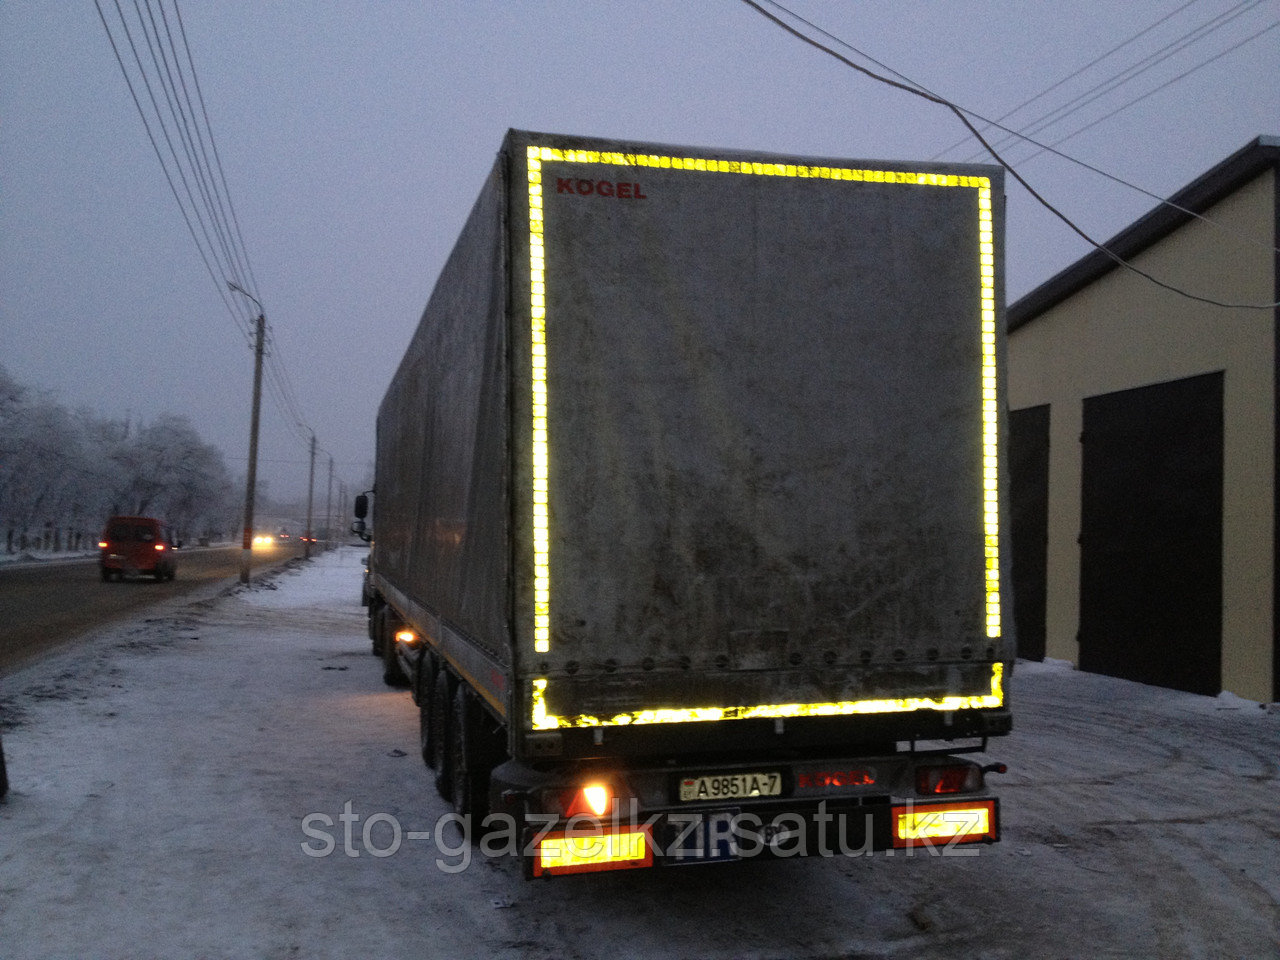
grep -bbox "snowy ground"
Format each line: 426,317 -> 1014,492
1,548 -> 1277,960
0,549 -> 100,566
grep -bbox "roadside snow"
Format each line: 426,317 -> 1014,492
1,548 -> 1277,959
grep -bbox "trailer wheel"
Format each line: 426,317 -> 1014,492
431,669 -> 453,800
418,658 -> 437,769
381,623 -> 409,688
449,686 -> 488,822
370,604 -> 385,656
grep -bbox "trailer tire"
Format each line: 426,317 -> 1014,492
370,603 -> 385,655
381,621 -> 409,688
418,658 -> 437,769
431,669 -> 453,800
449,686 -> 488,823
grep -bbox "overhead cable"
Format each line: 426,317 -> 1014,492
959,0 -> 1272,165
96,0 -> 323,447
753,0 -> 1279,264
931,0 -> 1210,160
741,0 -> 1280,310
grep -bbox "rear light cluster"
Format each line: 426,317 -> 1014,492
529,762 -> 1004,875
557,781 -> 619,819
533,780 -> 644,877
915,762 -> 983,796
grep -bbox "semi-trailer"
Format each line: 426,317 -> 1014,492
356,129 -> 1012,877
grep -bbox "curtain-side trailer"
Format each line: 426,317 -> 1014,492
357,129 -> 1012,877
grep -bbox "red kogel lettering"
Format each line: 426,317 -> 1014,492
552,177 -> 646,199
798,770 -> 875,789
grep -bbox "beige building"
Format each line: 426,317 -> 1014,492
1007,136 -> 1278,703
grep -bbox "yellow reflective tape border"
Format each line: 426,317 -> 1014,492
531,663 -> 1003,730
524,144 -> 1002,719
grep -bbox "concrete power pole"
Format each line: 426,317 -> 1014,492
304,431 -> 316,560
234,297 -> 266,585
325,455 -> 334,551
227,282 -> 266,584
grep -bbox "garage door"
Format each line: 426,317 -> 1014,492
1079,372 -> 1223,695
1011,405 -> 1050,661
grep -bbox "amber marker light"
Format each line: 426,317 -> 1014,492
562,782 -> 615,818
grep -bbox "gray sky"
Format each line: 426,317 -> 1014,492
2,1 -> 1276,502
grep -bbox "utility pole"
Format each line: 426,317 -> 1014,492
228,282 -> 265,584
325,455 -> 334,551
304,431 -> 317,560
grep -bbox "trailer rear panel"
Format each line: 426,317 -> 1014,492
373,130 -> 1010,766
510,133 -> 1009,746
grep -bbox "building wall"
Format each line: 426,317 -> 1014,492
1008,171 -> 1276,701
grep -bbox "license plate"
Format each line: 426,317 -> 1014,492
679,771 -> 782,802
668,809 -> 740,864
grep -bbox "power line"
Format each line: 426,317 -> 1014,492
958,0 -> 1272,165
94,0 -> 253,344
96,1 -> 329,460
751,0 -> 1278,263
1009,19 -> 1280,167
741,0 -> 1280,310
171,0 -> 260,296
931,0 -> 1210,161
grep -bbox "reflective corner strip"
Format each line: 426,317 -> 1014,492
525,144 -> 1002,726
532,663 -> 1004,730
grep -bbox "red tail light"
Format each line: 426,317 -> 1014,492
915,763 -> 982,796
154,544 -> 165,551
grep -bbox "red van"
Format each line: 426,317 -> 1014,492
98,516 -> 178,582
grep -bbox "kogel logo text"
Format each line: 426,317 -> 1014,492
556,178 -> 647,199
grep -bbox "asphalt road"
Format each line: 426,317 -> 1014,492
0,542 -> 307,674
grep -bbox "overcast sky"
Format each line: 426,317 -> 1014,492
1,1 -> 1276,504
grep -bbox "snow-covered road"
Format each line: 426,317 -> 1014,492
1,548 -> 1276,959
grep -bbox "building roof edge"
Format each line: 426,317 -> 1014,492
1009,136 -> 1280,331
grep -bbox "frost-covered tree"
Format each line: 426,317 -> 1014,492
0,365 -> 237,551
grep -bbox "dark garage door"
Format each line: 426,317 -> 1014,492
1079,372 -> 1223,696
1011,405 -> 1050,661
